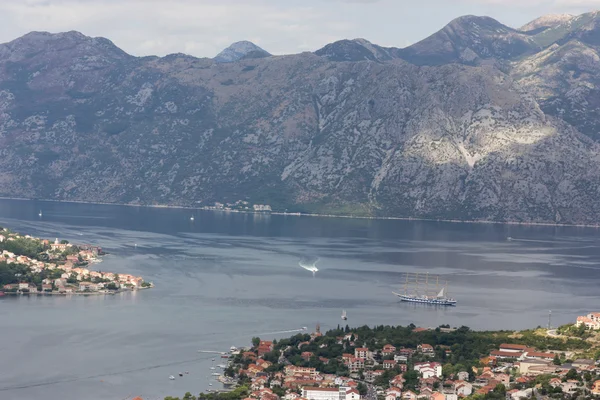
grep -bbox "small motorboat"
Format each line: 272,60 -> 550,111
212,358 -> 215,361
230,346 -> 237,351
212,373 -> 220,376
190,215 -> 195,221
178,372 -> 183,377
218,364 -> 226,368
302,326 -> 307,330
185,371 -> 189,375
210,367 -> 216,370
169,375 -> 175,380
209,383 -> 213,386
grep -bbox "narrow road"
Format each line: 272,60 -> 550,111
547,329 -> 559,338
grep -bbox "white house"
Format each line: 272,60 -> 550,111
457,371 -> 469,382
355,348 -> 371,359
576,313 -> 600,330
454,381 -> 472,397
394,355 -> 408,363
509,389 -> 533,400
302,388 -> 340,400
344,388 -> 361,400
414,362 -> 442,378
385,387 -> 402,400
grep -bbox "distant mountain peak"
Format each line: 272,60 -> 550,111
0,30 -> 130,61
520,14 -> 575,33
214,41 -> 271,63
314,38 -> 396,62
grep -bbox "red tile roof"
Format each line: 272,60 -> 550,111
499,343 -> 528,350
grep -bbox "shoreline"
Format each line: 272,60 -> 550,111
1,196 -> 599,229
1,286 -> 152,297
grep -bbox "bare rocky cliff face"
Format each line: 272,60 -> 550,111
2,13 -> 600,223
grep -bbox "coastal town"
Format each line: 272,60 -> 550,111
0,227 -> 151,295
165,317 -> 600,400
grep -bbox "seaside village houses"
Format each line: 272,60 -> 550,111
232,323 -> 600,400
1,231 -> 146,294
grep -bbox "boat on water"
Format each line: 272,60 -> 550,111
221,355 -> 229,358
190,215 -> 195,221
218,364 -> 227,368
212,373 -> 220,376
38,210 -> 42,217
341,310 -> 347,320
210,367 -> 216,370
169,375 -> 175,380
393,272 -> 457,306
301,326 -> 307,330
178,372 -> 183,377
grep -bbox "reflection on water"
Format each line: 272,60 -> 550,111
0,199 -> 598,400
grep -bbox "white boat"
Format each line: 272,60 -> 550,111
229,346 -> 237,351
302,326 -> 307,330
38,210 -> 42,217
393,273 -> 457,306
212,373 -> 220,376
190,215 -> 195,221
212,358 -> 215,361
169,375 -> 175,380
218,364 -> 227,368
341,310 -> 347,320
178,372 -> 183,377
210,367 -> 216,370
209,383 -> 213,386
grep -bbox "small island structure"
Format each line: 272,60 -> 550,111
0,227 -> 152,295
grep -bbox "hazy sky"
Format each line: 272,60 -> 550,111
0,0 -> 598,58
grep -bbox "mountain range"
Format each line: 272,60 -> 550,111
1,12 -> 600,223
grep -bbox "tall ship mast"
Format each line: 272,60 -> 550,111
392,272 -> 457,306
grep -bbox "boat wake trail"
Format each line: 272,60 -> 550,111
256,328 -> 307,336
507,237 -> 580,244
299,256 -> 320,274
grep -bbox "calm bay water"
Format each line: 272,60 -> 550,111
0,199 -> 599,400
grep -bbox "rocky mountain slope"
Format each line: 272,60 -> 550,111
519,14 -> 574,33
2,12 -> 600,224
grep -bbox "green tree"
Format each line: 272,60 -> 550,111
252,337 -> 261,348
553,354 -> 561,365
442,363 -> 454,377
403,369 -> 419,390
357,382 -> 367,396
183,393 -> 197,400
566,368 -> 579,381
493,384 -> 506,396
67,273 -> 78,284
